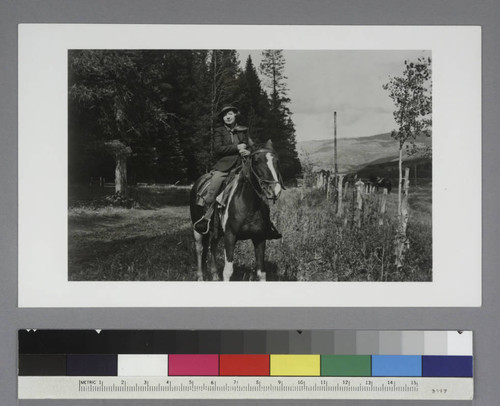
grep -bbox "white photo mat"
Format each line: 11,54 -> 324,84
18,25 -> 481,307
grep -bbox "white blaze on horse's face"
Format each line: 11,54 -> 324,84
265,153 -> 282,197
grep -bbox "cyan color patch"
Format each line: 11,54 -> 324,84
371,355 -> 422,377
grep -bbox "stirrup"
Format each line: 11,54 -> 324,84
194,217 -> 211,235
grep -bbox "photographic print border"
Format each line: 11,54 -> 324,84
18,24 -> 481,307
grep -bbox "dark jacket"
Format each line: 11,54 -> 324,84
212,125 -> 254,172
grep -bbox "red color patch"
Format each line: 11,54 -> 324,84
219,354 -> 270,376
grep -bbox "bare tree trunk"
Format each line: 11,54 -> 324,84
398,144 -> 403,217
272,64 -> 277,109
115,154 -> 128,196
105,140 -> 131,197
210,50 -> 217,156
395,167 -> 410,268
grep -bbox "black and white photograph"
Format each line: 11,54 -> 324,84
18,25 -> 480,307
67,49 -> 432,283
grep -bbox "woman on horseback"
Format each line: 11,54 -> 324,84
194,105 -> 281,240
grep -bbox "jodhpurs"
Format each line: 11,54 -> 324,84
205,170 -> 228,204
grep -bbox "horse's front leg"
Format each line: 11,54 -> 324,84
223,232 -> 236,281
194,230 -> 208,281
253,238 -> 266,281
209,235 -> 220,281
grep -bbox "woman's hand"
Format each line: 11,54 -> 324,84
237,143 -> 250,157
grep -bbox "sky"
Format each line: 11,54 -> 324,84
237,50 -> 431,143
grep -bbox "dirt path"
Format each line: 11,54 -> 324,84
69,207 -> 196,281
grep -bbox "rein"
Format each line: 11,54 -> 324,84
243,149 -> 284,204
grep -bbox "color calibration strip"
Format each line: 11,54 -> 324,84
18,330 -> 473,400
19,353 -> 473,377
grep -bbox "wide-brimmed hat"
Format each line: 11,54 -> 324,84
218,105 -> 239,119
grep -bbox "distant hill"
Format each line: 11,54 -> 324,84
297,132 -> 432,174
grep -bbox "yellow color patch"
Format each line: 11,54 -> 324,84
270,355 -> 320,376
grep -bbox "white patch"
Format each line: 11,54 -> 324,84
223,252 -> 234,281
256,270 -> 266,281
266,153 -> 282,196
266,153 -> 279,182
194,229 -> 205,281
274,182 -> 282,196
221,176 -> 239,231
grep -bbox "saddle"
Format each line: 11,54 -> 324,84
195,174 -> 212,207
216,173 -> 239,208
196,166 -> 241,209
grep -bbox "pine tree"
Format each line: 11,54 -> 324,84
69,50 -> 145,195
234,56 -> 270,144
259,50 -> 301,179
158,50 -> 211,181
208,50 -> 241,151
69,50 -> 191,189
259,50 -> 290,111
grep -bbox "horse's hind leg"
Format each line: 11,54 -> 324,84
253,238 -> 266,281
222,232 -> 236,281
194,230 -> 208,281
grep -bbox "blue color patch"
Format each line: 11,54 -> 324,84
371,355 -> 422,377
422,356 -> 473,377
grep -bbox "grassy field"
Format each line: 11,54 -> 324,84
68,183 -> 432,282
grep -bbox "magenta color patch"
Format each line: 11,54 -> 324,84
168,354 -> 219,376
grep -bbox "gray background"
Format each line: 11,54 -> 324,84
0,0 -> 497,405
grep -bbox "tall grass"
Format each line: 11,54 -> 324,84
234,187 -> 432,282
68,184 -> 432,282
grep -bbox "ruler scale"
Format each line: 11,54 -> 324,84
18,330 -> 473,400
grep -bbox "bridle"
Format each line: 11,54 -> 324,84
243,148 -> 285,203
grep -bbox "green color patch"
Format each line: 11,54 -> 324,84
321,355 -> 371,376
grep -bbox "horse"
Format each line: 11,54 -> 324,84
376,177 -> 392,194
189,140 -> 284,282
369,176 -> 392,194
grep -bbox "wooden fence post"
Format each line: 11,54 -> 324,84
337,174 -> 344,217
395,167 -> 410,268
379,188 -> 388,226
326,172 -> 330,200
343,180 -> 349,199
355,179 -> 364,228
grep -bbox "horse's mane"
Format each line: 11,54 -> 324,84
250,142 -> 276,153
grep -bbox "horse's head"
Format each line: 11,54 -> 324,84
247,140 -> 285,202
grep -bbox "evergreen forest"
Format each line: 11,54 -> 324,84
68,49 -> 302,186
